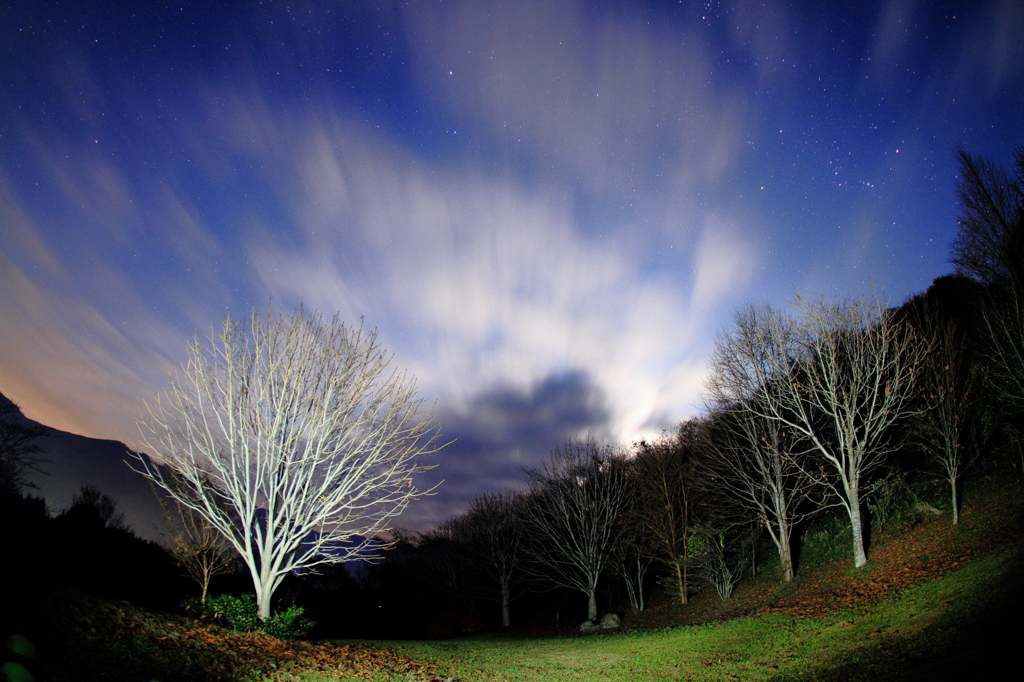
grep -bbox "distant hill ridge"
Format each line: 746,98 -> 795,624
1,389 -> 166,543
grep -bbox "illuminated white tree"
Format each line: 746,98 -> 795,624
134,305 -> 442,620
705,305 -> 818,582
710,297 -> 928,568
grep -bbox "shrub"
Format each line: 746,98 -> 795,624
183,594 -> 314,639
260,604 -> 315,640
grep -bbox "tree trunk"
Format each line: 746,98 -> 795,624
951,476 -> 960,525
674,561 -> 687,604
779,529 -> 794,583
257,584 -> 273,621
254,568 -> 277,621
849,492 -> 868,568
501,581 -> 511,627
587,590 -> 598,621
683,560 -> 690,604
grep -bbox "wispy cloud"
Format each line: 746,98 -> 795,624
405,0 -> 750,206
0,249 -> 174,441
236,103 -> 750,448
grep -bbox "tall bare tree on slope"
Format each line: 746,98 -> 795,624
134,305 -> 443,621
710,297 -> 928,568
705,304 -> 821,582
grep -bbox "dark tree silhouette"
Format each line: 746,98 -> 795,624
950,146 -> 1024,289
461,491 -> 525,626
631,425 -> 705,603
72,484 -> 130,532
0,396 -> 47,495
521,438 -> 631,622
950,146 -> 1024,413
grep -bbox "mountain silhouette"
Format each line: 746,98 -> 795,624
1,391 -> 166,543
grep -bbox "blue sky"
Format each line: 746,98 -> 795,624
2,0 -> 1022,531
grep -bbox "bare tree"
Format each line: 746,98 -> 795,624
0,397 -> 47,496
461,491 -> 525,627
158,474 -> 237,603
170,504 -> 237,604
950,146 -> 1024,412
521,438 -> 631,622
982,285 -> 1024,416
702,406 -> 816,582
611,498 -> 653,613
695,528 -> 742,600
704,306 -> 820,582
631,425 -> 704,604
71,485 -> 130,532
950,145 -> 1024,289
911,309 -> 978,525
134,305 -> 443,620
714,297 -> 928,568
417,516 -> 476,615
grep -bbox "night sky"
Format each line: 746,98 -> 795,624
2,0 -> 1022,534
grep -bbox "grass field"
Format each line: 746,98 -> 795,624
386,547 -> 1022,682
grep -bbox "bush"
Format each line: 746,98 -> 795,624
260,604 -> 315,640
183,594 -> 314,639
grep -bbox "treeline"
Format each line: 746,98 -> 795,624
0,399 -> 193,638
358,145 -> 1024,634
0,484 -> 193,626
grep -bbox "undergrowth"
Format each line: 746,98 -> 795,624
183,594 -> 315,640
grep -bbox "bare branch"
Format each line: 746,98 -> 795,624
0,397 -> 47,496
950,146 -> 1024,288
154,471 -> 237,603
949,146 -> 1024,412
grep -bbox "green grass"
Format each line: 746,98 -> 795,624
375,548 -> 1020,682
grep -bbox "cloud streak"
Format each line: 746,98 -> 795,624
238,105 -> 741,440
